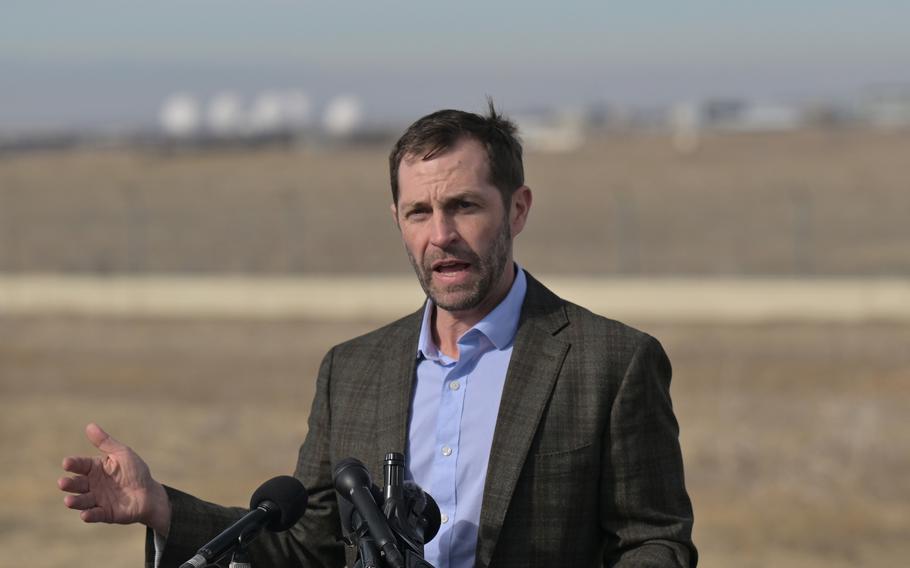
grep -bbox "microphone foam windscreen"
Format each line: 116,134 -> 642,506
250,475 -> 309,532
402,480 -> 441,543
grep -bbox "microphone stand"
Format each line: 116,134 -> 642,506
344,453 -> 435,568
383,454 -> 435,568
228,533 -> 255,568
356,535 -> 381,568
346,511 -> 434,568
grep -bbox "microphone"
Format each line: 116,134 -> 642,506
334,458 -> 405,568
397,480 -> 441,544
382,453 -> 440,549
180,475 -> 308,568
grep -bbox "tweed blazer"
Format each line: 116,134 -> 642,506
148,273 -> 696,567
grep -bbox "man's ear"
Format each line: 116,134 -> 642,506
510,186 -> 532,237
390,203 -> 400,229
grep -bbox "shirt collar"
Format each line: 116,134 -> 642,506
417,264 -> 527,360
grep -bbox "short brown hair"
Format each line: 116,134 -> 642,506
389,100 -> 524,205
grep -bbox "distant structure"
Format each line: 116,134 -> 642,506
248,90 -> 312,134
248,91 -> 286,134
206,91 -> 245,137
125,87 -> 910,155
322,95 -> 364,138
279,90 -> 313,130
156,89 -> 315,147
158,94 -> 201,138
514,108 -> 586,153
861,87 -> 910,128
670,103 -> 701,154
665,99 -> 807,154
698,99 -> 802,132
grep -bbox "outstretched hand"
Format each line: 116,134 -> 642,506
58,423 -> 171,536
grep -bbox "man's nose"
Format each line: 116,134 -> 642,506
429,212 -> 459,249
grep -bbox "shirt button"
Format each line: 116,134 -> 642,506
441,445 -> 453,457
440,513 -> 449,524
449,381 -> 461,391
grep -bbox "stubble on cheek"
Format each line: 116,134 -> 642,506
404,221 -> 512,312
405,246 -> 432,294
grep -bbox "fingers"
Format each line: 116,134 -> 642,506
64,494 -> 110,523
62,456 -> 96,476
85,423 -> 127,454
65,497 -> 113,524
64,492 -> 96,511
79,508 -> 110,523
61,481 -> 112,524
58,474 -> 91,494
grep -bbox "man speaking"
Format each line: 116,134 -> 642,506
59,103 -> 697,567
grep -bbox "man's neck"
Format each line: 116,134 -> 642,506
431,266 -> 516,358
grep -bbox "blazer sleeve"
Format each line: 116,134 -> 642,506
601,334 -> 698,567
145,348 -> 346,568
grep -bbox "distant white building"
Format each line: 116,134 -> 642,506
697,99 -> 803,132
281,90 -> 312,129
248,90 -> 312,134
514,109 -> 586,153
153,88 -> 384,143
206,92 -> 245,136
159,94 -> 201,138
670,102 -> 700,154
322,95 -> 364,137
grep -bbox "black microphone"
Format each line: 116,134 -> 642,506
179,475 -> 308,568
334,458 -> 405,568
382,452 -> 441,549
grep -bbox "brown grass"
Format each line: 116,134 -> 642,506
1,129 -> 909,275
2,129 -> 909,566
1,315 -> 908,567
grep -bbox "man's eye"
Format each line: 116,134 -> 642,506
456,201 -> 475,209
407,210 -> 429,220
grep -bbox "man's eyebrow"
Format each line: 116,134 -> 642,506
400,190 -> 487,210
442,190 -> 488,204
398,200 -> 429,213
447,191 -> 476,200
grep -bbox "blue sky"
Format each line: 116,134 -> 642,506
2,1 -> 908,129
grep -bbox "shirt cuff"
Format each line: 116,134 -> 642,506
153,531 -> 166,568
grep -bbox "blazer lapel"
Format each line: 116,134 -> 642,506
475,274 -> 570,567
366,307 -> 423,477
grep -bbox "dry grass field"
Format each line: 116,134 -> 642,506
1,128 -> 909,276
1,129 -> 909,567
1,315 -> 908,567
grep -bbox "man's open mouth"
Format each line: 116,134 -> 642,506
432,259 -> 471,273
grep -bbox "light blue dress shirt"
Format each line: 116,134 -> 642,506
407,266 -> 527,568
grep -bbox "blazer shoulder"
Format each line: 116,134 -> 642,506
563,298 -> 662,357
563,299 -> 651,341
330,307 -> 423,356
524,271 -> 656,351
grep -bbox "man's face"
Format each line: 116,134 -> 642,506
392,138 -> 530,313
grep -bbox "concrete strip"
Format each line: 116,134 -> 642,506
544,277 -> 910,322
1,275 -> 910,322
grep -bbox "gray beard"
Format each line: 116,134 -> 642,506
407,218 -> 512,312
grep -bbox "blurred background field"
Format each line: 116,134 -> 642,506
3,315 -> 909,567
1,133 -> 909,567
3,2 -> 910,567
3,129 -> 909,276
